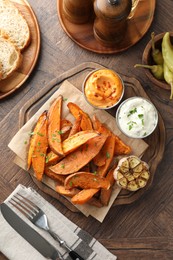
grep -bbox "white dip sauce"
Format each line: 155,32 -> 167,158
116,97 -> 158,138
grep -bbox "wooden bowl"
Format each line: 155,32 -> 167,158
142,32 -> 173,90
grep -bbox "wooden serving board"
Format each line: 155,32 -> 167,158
0,0 -> 40,99
19,62 -> 165,211
57,0 -> 156,54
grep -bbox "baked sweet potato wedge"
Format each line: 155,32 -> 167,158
46,119 -> 72,164
30,111 -> 48,181
114,135 -> 132,156
92,114 -> 103,131
56,185 -> 79,197
45,150 -> 61,166
96,133 -> 116,177
100,166 -> 116,206
46,130 -> 99,165
92,116 -> 111,167
93,114 -> 131,157
60,118 -> 72,140
48,95 -> 64,156
68,115 -> 81,137
64,172 -> 110,190
87,197 -> 103,208
62,130 -> 99,154
49,133 -> 108,175
67,102 -> 93,130
44,167 -> 66,184
27,113 -> 46,170
71,188 -> 99,204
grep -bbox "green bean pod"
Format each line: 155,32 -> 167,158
162,32 -> 173,72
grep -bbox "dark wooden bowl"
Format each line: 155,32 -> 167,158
142,32 -> 173,90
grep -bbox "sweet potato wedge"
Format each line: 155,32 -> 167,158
71,188 -> 99,204
56,185 -> 79,197
68,115 -> 81,137
96,133 -> 116,177
114,135 -> 132,156
49,134 -> 108,175
67,102 -> 93,130
100,166 -> 116,206
93,133 -> 114,168
88,197 -> 103,208
93,114 -> 131,157
45,150 -> 61,166
46,130 -> 99,165
60,119 -> 72,141
62,130 -> 99,154
92,114 -> 103,131
105,166 -> 116,186
61,118 -> 72,130
64,172 -> 110,190
31,111 -> 48,181
44,167 -> 66,184
27,112 -> 47,170
92,117 -> 111,167
100,188 -> 112,206
48,95 -> 64,156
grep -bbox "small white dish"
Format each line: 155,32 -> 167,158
116,96 -> 158,138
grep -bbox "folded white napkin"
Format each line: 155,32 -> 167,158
0,184 -> 117,260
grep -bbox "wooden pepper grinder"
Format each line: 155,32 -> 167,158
93,0 -> 132,46
63,0 -> 94,24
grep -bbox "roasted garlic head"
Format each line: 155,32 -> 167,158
113,156 -> 150,191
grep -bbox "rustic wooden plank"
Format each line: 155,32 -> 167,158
100,237 -> 173,259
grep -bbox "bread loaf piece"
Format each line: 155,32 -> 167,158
0,35 -> 21,80
0,0 -> 30,50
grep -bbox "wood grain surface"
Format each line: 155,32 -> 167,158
0,0 -> 173,259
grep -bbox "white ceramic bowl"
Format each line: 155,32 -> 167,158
116,97 -> 158,138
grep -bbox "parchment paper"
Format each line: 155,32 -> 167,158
8,80 -> 149,222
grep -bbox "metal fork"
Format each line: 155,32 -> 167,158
9,193 -> 84,260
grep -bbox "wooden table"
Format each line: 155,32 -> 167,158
0,0 -> 173,259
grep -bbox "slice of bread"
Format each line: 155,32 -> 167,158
0,0 -> 30,50
0,35 -> 21,80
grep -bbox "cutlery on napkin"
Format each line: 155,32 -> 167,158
0,184 -> 117,260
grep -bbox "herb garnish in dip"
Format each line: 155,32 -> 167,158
84,69 -> 124,109
116,97 -> 158,138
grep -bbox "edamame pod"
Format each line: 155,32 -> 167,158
162,32 -> 173,72
163,62 -> 173,99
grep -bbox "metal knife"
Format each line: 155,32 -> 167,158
1,203 -> 64,260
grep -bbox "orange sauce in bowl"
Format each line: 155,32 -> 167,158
84,69 -> 124,109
